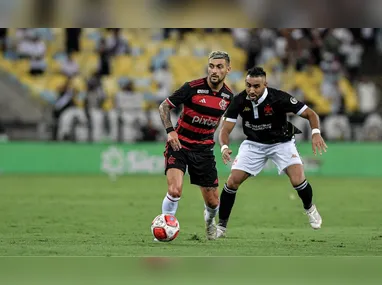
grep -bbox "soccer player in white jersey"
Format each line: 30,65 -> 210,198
216,66 -> 327,238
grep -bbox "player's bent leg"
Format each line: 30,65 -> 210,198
200,186 -> 220,209
162,168 -> 184,216
187,150 -> 221,240
200,186 -> 220,240
227,169 -> 250,189
285,164 -> 322,229
218,140 -> 267,238
217,170 -> 250,238
285,164 -> 305,186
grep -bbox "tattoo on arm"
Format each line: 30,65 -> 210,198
158,100 -> 174,129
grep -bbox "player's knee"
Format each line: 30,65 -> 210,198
205,197 -> 219,209
227,175 -> 242,190
289,173 -> 306,187
286,164 -> 305,186
168,184 -> 182,198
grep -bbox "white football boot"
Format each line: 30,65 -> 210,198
204,209 -> 217,240
216,225 -> 227,238
305,204 -> 322,229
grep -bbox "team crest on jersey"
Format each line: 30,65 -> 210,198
290,97 -> 298,104
219,99 -> 228,110
167,156 -> 176,165
243,107 -> 251,112
264,104 -> 273,116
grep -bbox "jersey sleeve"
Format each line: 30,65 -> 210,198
224,95 -> 241,123
279,91 -> 308,115
165,82 -> 191,108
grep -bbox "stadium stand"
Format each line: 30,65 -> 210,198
0,28 -> 381,142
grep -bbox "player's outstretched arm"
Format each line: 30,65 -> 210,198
299,107 -> 328,156
158,100 -> 181,151
219,119 -> 236,164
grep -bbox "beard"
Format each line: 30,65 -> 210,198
209,75 -> 224,86
247,88 -> 265,102
248,94 -> 260,101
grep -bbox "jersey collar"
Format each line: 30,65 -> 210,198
247,88 -> 268,106
205,77 -> 225,96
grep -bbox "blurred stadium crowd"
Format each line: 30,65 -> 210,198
0,28 -> 381,143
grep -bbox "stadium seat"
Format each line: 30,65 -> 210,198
294,71 -> 332,115
13,59 -> 30,78
118,110 -> 149,142
362,113 -> 382,141
101,76 -> 119,96
71,76 -> 87,92
0,28 -> 371,144
229,47 -> 247,71
79,53 -> 98,77
57,107 -> 88,141
228,71 -> 244,83
46,74 -> 68,92
112,55 -> 133,76
0,57 -> 14,74
322,115 -> 352,141
338,78 -> 359,113
80,37 -> 97,53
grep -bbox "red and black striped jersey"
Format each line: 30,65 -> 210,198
166,77 -> 234,151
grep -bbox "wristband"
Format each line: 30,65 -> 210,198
166,127 -> 175,134
221,145 -> 229,153
312,128 -> 320,135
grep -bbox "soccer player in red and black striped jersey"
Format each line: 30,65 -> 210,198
158,51 -> 234,240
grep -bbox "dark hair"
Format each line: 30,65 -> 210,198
247,66 -> 266,77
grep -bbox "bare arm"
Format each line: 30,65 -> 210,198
158,100 -> 174,131
299,107 -> 327,155
158,99 -> 182,151
219,118 -> 236,164
299,107 -> 320,130
219,119 -> 236,147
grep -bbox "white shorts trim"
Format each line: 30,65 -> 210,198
231,139 -> 303,176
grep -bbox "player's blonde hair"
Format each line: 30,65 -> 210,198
208,51 -> 230,65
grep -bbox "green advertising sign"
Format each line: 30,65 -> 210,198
0,142 -> 381,176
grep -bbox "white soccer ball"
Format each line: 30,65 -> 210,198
151,214 -> 180,242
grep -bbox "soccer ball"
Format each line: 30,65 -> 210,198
151,214 -> 180,242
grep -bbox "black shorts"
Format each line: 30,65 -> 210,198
164,145 -> 219,187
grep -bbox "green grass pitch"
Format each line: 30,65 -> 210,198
0,174 -> 382,257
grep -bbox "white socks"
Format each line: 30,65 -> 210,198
162,193 -> 180,215
204,204 -> 219,223
162,193 -> 219,222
